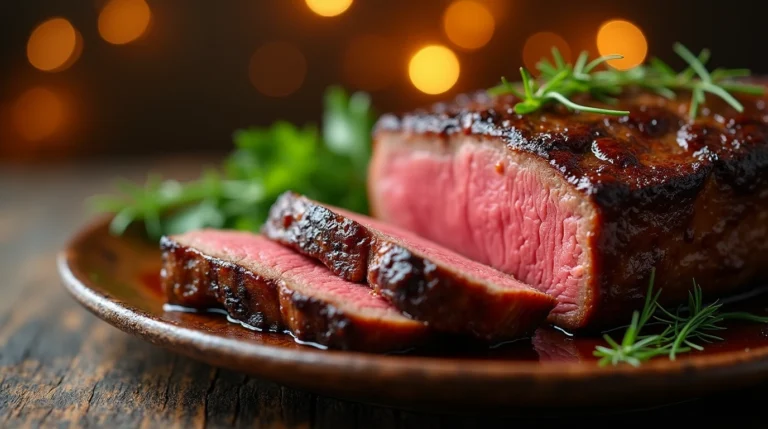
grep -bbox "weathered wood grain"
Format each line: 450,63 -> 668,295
2,159 -> 768,428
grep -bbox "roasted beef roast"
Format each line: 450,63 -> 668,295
263,191 -> 555,341
368,89 -> 768,330
161,231 -> 429,352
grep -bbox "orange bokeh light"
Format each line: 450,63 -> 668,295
249,41 -> 307,97
408,45 -> 460,95
522,32 -> 571,73
27,18 -> 82,72
342,35 -> 396,91
442,1 -> 495,50
98,0 -> 152,45
305,0 -> 353,17
13,87 -> 65,142
597,20 -> 647,70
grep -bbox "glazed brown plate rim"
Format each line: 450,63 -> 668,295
57,217 -> 768,379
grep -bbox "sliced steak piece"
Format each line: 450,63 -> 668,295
161,231 -> 429,352
263,191 -> 556,341
368,87 -> 768,331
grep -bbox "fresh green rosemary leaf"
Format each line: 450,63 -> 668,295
544,92 -> 629,115
711,68 -> 751,81
649,57 -> 677,77
595,273 -> 768,366
583,54 -> 623,74
488,43 -> 766,119
674,43 -> 712,82
488,77 -> 520,97
551,47 -> 566,70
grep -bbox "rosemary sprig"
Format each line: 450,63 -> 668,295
489,43 -> 766,119
594,268 -> 768,366
594,269 -> 677,367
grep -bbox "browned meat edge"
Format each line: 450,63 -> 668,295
160,236 -> 429,352
262,191 -> 555,341
370,88 -> 768,330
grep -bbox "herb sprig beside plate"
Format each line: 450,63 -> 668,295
594,268 -> 768,367
489,42 -> 766,119
90,86 -> 376,241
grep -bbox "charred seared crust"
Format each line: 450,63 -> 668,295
368,241 -> 552,340
160,236 -> 282,331
277,283 -> 426,352
160,235 -> 426,351
374,89 -> 768,200
264,192 -> 555,341
263,192 -> 370,282
278,283 -> 356,348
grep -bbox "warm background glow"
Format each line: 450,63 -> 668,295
442,0 -> 495,50
342,35 -> 396,91
597,19 -> 647,70
98,0 -> 152,45
27,18 -> 82,72
2,1 -> 761,161
249,41 -> 307,97
305,0 -> 353,17
13,88 -> 65,142
408,45 -> 460,95
523,32 -> 571,73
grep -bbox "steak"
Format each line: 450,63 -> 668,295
263,191 -> 556,341
161,231 -> 429,352
368,88 -> 768,330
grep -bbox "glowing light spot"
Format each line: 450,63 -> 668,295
98,0 -> 152,45
342,35 -> 396,91
522,32 -> 571,74
597,19 -> 647,70
408,45 -> 460,95
442,0 -> 495,50
27,18 -> 82,72
13,87 -> 65,142
305,0 -> 353,17
249,41 -> 307,97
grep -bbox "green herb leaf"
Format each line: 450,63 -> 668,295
488,43 -> 765,119
594,271 -> 768,366
90,86 -> 376,239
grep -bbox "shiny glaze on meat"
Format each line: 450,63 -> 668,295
374,86 -> 768,329
263,192 -> 555,341
160,235 -> 429,352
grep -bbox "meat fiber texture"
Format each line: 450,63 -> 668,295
369,88 -> 768,331
263,191 -> 555,342
161,231 -> 428,352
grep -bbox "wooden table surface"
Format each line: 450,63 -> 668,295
1,157 -> 767,428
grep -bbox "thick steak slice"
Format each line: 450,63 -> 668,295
161,231 -> 429,352
263,191 -> 556,341
368,87 -> 768,330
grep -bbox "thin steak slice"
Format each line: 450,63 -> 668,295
161,231 -> 429,352
368,87 -> 768,330
263,191 -> 556,341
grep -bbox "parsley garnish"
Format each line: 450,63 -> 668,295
90,86 -> 376,240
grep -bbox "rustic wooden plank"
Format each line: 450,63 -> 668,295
314,396 -> 358,429
279,386 -> 314,429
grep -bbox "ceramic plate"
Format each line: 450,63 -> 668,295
57,218 -> 768,411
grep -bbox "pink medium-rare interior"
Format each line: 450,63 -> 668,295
174,230 -> 403,319
333,206 -> 545,295
369,135 -> 594,319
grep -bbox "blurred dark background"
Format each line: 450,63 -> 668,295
1,0 -> 765,163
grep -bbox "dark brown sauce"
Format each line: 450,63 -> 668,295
140,271 -> 163,296
141,273 -> 768,362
